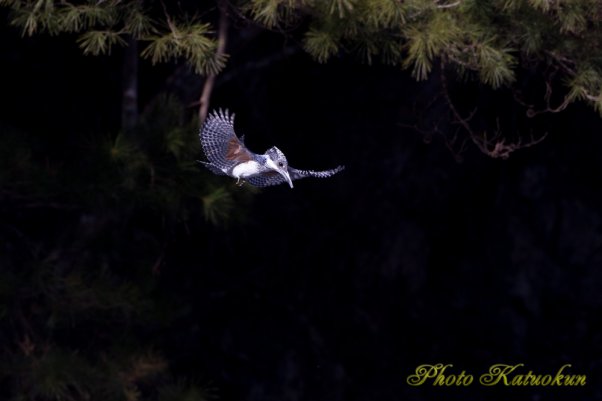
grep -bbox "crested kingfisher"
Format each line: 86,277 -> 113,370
199,109 -> 344,188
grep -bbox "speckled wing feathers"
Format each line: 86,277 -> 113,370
246,166 -> 345,187
200,109 -> 344,187
200,109 -> 252,173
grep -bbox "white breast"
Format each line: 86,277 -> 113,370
231,160 -> 262,179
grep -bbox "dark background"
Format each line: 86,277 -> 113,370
2,9 -> 602,401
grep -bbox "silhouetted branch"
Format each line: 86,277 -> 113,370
513,66 -> 572,117
470,120 -> 548,159
441,62 -> 548,159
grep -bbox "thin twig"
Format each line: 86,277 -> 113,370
440,61 -> 474,135
512,65 -> 573,117
440,61 -> 548,159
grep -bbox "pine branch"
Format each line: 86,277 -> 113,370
124,5 -> 156,38
476,42 -> 516,88
304,28 -> 339,63
77,30 -> 126,55
249,0 -> 281,27
57,4 -> 115,33
202,186 -> 234,225
330,0 -> 354,18
141,18 -> 224,76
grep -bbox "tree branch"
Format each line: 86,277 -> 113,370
198,1 -> 229,125
512,65 -> 573,117
440,62 -> 475,135
440,61 -> 548,159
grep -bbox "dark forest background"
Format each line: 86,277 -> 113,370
2,2 -> 602,401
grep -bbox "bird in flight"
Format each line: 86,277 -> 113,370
199,109 -> 344,188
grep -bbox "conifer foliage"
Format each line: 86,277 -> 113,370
0,93 -> 251,400
251,0 -> 602,109
3,0 -> 602,112
0,0 -> 226,74
2,1 -> 602,400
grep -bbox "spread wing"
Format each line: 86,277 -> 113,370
200,109 -> 253,172
246,165 -> 345,187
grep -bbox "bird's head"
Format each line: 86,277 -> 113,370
265,146 -> 293,188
